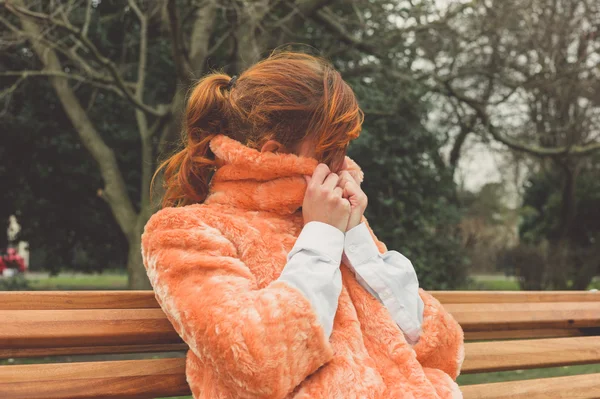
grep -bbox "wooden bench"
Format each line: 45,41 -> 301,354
1,291 -> 599,398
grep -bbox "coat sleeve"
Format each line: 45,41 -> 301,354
413,290 -> 465,380
141,207 -> 334,398
362,219 -> 465,380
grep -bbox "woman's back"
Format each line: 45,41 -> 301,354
143,51 -> 463,398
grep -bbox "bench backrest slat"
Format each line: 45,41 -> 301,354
0,291 -> 158,310
0,358 -> 190,399
1,290 -> 598,311
464,327 -> 597,341
0,343 -> 188,359
461,336 -> 600,374
2,302 -> 598,353
460,372 -> 600,399
433,291 -> 600,304
446,302 -> 600,331
0,309 -> 183,348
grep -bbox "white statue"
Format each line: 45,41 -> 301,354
7,215 -> 21,243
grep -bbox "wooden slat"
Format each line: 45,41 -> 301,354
434,291 -> 600,304
0,358 -> 190,399
462,336 -> 600,374
1,290 -> 597,309
445,302 -> 600,331
0,343 -> 188,359
0,309 -> 183,348
0,291 -> 158,310
2,357 -> 599,399
464,328 -> 589,341
2,302 -> 598,350
461,373 -> 600,399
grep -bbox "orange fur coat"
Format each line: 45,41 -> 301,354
142,135 -> 464,398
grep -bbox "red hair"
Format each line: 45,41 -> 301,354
156,51 -> 363,208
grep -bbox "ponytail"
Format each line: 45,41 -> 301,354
154,73 -> 231,208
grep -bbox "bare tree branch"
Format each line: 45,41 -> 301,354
157,0 -> 219,157
270,0 -> 336,29
207,25 -> 234,57
313,1 -> 475,60
166,0 -> 192,82
313,8 -> 380,56
0,69 -> 130,92
127,0 -> 154,216
80,0 -> 92,36
435,78 -> 600,158
235,0 -> 270,70
4,2 -> 168,117
187,0 -> 217,74
8,0 -> 138,237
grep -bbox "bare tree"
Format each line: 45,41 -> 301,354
0,0 -> 338,288
420,0 -> 600,288
0,0 -> 477,288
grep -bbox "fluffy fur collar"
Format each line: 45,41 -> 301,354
205,135 -> 363,214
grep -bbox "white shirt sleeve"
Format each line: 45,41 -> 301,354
277,221 -> 344,338
343,223 -> 424,345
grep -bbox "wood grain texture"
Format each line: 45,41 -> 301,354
464,328 -> 594,341
0,291 -> 158,310
461,373 -> 600,399
3,329 -> 590,359
0,343 -> 188,359
434,291 -> 600,304
0,309 -> 183,348
1,290 -> 599,398
0,358 -> 191,399
445,302 -> 600,331
462,336 -> 600,373
1,290 -> 597,310
2,302 -> 599,350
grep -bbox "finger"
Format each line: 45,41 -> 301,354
339,170 -> 355,182
310,164 -> 331,186
338,171 -> 355,189
333,186 -> 343,198
343,180 -> 362,199
304,175 -> 311,184
341,198 -> 351,212
323,173 -> 339,190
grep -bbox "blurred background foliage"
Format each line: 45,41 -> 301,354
1,0 -> 599,290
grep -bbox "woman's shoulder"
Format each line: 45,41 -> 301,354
144,203 -> 211,234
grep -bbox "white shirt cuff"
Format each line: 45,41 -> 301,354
343,222 -> 423,344
288,221 -> 345,264
344,223 -> 380,266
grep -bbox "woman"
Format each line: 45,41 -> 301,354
142,51 -> 463,399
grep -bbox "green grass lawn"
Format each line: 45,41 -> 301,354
27,273 -> 128,290
464,278 -> 521,291
464,275 -> 600,291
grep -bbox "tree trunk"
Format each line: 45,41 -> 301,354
547,240 -> 569,290
547,161 -> 580,290
12,0 -> 147,288
127,214 -> 152,290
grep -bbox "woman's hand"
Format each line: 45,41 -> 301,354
338,171 -> 368,231
303,164 -> 351,232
